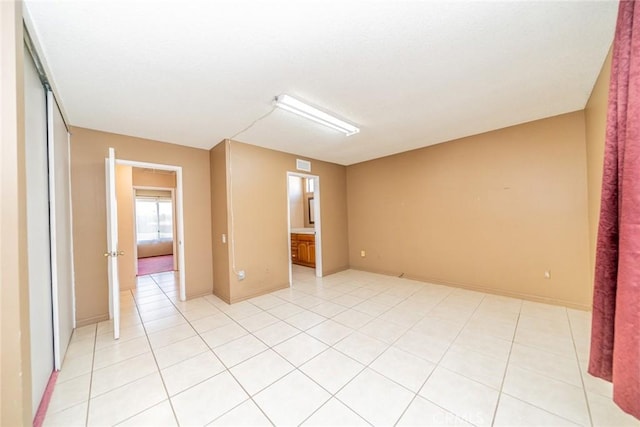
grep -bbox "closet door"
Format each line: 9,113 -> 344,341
48,91 -> 75,369
24,46 -> 54,415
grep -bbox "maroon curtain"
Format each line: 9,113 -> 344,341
589,0 -> 640,420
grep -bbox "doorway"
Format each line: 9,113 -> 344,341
133,178 -> 177,276
287,172 -> 322,286
114,159 -> 187,302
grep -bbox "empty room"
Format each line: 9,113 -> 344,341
2,0 -> 640,426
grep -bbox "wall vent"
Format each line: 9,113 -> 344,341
296,159 -> 311,172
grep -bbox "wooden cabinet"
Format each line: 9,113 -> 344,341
291,233 -> 315,268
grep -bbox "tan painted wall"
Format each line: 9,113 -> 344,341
223,140 -> 349,303
0,1 -> 32,423
132,167 -> 176,188
70,127 -> 213,325
116,165 -> 135,290
288,176 -> 304,228
347,112 -> 592,309
210,142 -> 231,302
585,48 -> 613,281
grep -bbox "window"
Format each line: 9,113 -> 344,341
136,197 -> 173,242
306,177 -> 315,193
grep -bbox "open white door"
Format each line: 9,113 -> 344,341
105,147 -> 120,339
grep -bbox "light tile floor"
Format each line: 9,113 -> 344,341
44,267 -> 639,426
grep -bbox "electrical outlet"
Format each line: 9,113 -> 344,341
221,234 -> 227,244
360,250 -> 366,257
544,270 -> 551,279
238,270 -> 246,280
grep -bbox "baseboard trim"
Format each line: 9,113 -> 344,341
76,313 -> 109,328
349,266 -> 592,311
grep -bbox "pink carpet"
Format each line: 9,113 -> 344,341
137,255 -> 174,276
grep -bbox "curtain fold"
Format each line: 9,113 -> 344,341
589,0 -> 640,420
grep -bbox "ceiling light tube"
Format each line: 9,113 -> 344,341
274,94 -> 360,136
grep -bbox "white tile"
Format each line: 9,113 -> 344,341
91,351 -> 158,397
190,312 -> 233,334
579,360 -> 613,398
253,321 -> 300,347
254,370 -> 330,426
229,349 -> 294,395
43,401 -> 87,427
461,316 -> 516,341
359,318 -> 409,344
336,368 -> 414,426
171,371 -> 249,426
588,392 -> 640,427
509,342 -> 582,386
47,373 -> 91,414
310,301 -> 348,318
332,309 -> 374,329
142,314 -> 187,334
213,334 -> 268,367
440,345 -> 507,390
394,330 -> 450,363
419,367 -> 499,427
502,365 -> 590,425
200,322 -> 248,348
209,399 -> 272,426
493,394 -> 579,427
370,346 -> 435,392
353,300 -> 390,317
118,400 -> 177,426
411,316 -> 465,341
285,310 -> 327,330
147,324 -> 196,349
57,353 -> 93,384
64,336 -> 96,359
301,348 -> 364,393
302,398 -> 369,426
454,330 -> 512,361
87,372 -> 167,426
306,320 -> 354,345
153,335 -> 209,369
331,293 -> 365,308
272,333 -> 328,366
236,311 -> 280,332
161,351 -> 226,396
397,396 -> 473,426
267,301 -> 304,320
517,314 -> 572,338
334,332 -> 388,365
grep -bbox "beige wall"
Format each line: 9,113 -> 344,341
132,167 -> 177,188
70,127 -> 213,325
209,142 -> 231,302
116,165 -> 135,290
347,112 -> 592,309
217,140 -> 349,303
0,1 -> 32,423
585,48 -> 613,281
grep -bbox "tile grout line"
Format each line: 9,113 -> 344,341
567,308 -> 595,427
83,322 -> 98,426
488,299 -> 523,426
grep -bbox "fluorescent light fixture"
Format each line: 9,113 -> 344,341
274,94 -> 360,136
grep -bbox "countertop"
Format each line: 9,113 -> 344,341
291,228 -> 315,235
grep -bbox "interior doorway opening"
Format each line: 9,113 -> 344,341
287,172 -> 322,285
114,160 -> 186,302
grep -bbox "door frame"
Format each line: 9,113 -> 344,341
116,159 -> 187,301
286,171 -> 322,285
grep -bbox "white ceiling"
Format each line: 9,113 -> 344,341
24,0 -> 617,165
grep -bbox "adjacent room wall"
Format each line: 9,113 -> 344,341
132,167 -> 177,188
219,140 -> 349,303
209,142 -> 231,302
116,164 -> 135,290
585,48 -> 613,281
288,175 -> 304,228
70,127 -> 214,325
347,112 -> 592,309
